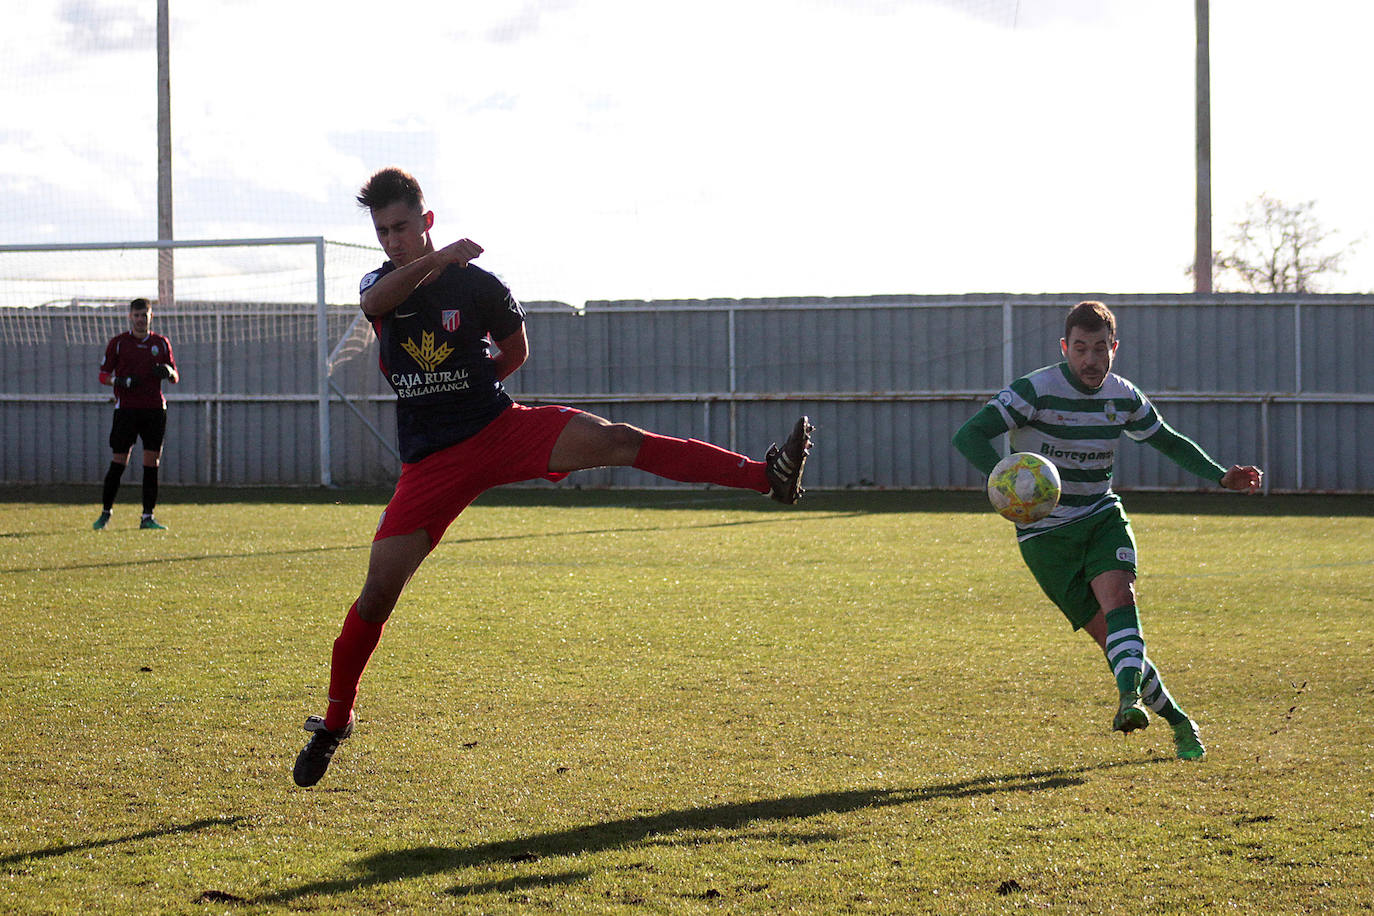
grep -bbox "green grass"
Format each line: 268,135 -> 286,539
2,487 -> 1371,914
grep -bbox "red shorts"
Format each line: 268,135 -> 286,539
374,403 -> 581,545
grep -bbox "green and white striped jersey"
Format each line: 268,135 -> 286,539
988,362 -> 1162,539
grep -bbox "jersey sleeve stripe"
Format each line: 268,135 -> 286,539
1009,377 -> 1038,402
999,401 -> 1030,427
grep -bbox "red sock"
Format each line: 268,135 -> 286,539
632,433 -> 768,492
324,602 -> 386,731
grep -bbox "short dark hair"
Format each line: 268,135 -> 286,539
129,297 -> 150,312
1064,300 -> 1116,341
356,167 -> 425,211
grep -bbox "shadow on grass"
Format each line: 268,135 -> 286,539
0,815 -> 247,866
258,762 -> 1153,904
0,512 -> 864,575
0,541 -> 369,575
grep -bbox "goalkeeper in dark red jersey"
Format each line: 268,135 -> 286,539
293,167 -> 813,787
93,297 -> 179,530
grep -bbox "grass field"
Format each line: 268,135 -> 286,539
1,486 -> 1371,915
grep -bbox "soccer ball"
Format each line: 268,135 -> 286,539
987,452 -> 1062,524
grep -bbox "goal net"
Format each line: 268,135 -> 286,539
0,237 -> 393,486
0,238 -> 381,372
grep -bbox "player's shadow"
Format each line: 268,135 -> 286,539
258,761 -> 1149,904
0,542 -> 370,575
0,815 -> 247,867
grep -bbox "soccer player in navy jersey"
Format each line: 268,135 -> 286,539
293,167 -> 813,786
93,297 -> 179,531
953,301 -> 1262,760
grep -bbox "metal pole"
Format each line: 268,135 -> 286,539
727,306 -> 738,453
1002,298 -> 1014,456
317,239 -> 332,486
157,0 -> 174,307
1194,0 -> 1213,293
1001,298 -> 1014,383
1294,302 -> 1304,489
215,312 -> 223,483
1259,398 -> 1270,496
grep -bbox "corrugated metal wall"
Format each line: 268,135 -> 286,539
2,294 -> 1371,491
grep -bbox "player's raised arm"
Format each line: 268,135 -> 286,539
360,239 -> 485,318
361,257 -> 433,317
436,238 -> 483,269
1142,419 -> 1265,494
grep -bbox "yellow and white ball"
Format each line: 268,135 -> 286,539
987,452 -> 1062,524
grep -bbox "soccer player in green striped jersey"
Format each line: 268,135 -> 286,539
953,301 -> 1263,760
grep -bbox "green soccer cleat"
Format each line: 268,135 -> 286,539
1172,718 -> 1206,760
1112,691 -> 1150,734
139,516 -> 167,530
92,511 -> 111,530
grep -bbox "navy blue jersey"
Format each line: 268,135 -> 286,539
361,261 -> 526,462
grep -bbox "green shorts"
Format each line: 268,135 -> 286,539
1017,504 -> 1137,630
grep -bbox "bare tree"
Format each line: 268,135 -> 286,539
1196,195 -> 1361,293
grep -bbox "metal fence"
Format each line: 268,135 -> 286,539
2,293 -> 1371,492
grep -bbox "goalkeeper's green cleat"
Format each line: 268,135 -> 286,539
1112,691 -> 1149,734
1172,718 -> 1206,760
139,516 -> 167,530
92,511 -> 111,530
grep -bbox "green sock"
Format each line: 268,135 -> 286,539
1104,605 -> 1145,696
1142,656 -> 1189,726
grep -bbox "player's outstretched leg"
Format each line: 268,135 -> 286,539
293,714 -> 354,787
624,414 -> 814,501
1141,656 -> 1205,759
764,416 -> 814,504
1171,718 -> 1206,760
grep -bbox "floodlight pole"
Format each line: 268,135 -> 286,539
157,0 -> 174,308
1194,0 -> 1213,293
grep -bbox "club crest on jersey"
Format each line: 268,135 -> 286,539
401,330 -> 454,371
1104,402 -> 1119,423
442,309 -> 461,332
151,344 -> 160,357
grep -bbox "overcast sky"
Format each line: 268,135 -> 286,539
4,0 -> 1371,305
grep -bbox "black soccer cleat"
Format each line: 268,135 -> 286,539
764,416 -> 814,505
292,714 -> 353,787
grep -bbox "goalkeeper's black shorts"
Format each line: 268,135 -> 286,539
109,407 -> 168,452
